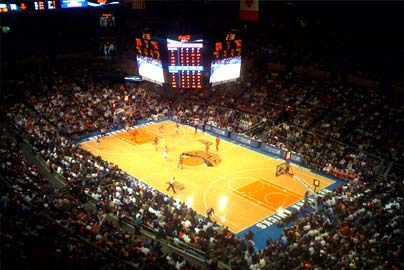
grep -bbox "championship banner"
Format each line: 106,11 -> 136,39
240,0 -> 259,21
132,0 -> 145,10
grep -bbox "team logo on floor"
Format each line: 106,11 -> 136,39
181,150 -> 221,167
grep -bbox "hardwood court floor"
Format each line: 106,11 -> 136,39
80,120 -> 334,233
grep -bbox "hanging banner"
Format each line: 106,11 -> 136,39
240,0 -> 259,21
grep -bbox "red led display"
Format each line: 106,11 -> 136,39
167,37 -> 203,89
213,33 -> 242,60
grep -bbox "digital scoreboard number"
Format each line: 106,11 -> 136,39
213,33 -> 242,60
135,33 -> 161,60
0,1 -> 58,12
0,0 -> 115,12
167,35 -> 203,89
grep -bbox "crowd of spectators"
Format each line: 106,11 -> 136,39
14,50 -> 403,170
1,54 -> 402,269
0,129 -> 122,269
253,164 -> 402,270
0,125 -> 205,270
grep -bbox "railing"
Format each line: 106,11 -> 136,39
166,236 -> 207,261
105,212 -> 212,267
383,162 -> 393,179
373,159 -> 385,176
245,120 -> 270,137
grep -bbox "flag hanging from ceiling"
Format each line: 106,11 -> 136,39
240,0 -> 259,21
132,0 -> 145,10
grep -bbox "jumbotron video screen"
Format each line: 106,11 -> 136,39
135,33 -> 165,84
209,33 -> 242,85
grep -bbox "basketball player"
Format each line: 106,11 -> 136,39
96,136 -> 100,149
178,154 -> 184,169
175,123 -> 179,135
159,124 -> 164,135
194,119 -> 198,134
132,129 -> 138,143
205,142 -> 210,155
162,145 -> 168,159
215,136 -> 220,151
153,136 -> 159,151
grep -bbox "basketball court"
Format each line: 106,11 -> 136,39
80,120 -> 335,233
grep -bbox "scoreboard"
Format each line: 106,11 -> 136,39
135,33 -> 161,60
135,33 -> 165,84
0,1 -> 59,12
213,33 -> 242,60
167,35 -> 203,89
0,0 -> 116,12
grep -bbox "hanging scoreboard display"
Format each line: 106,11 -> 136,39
135,33 -> 161,60
209,33 -> 242,85
213,33 -> 242,60
135,33 -> 165,84
167,35 -> 203,89
0,0 -> 118,12
0,1 -> 60,12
